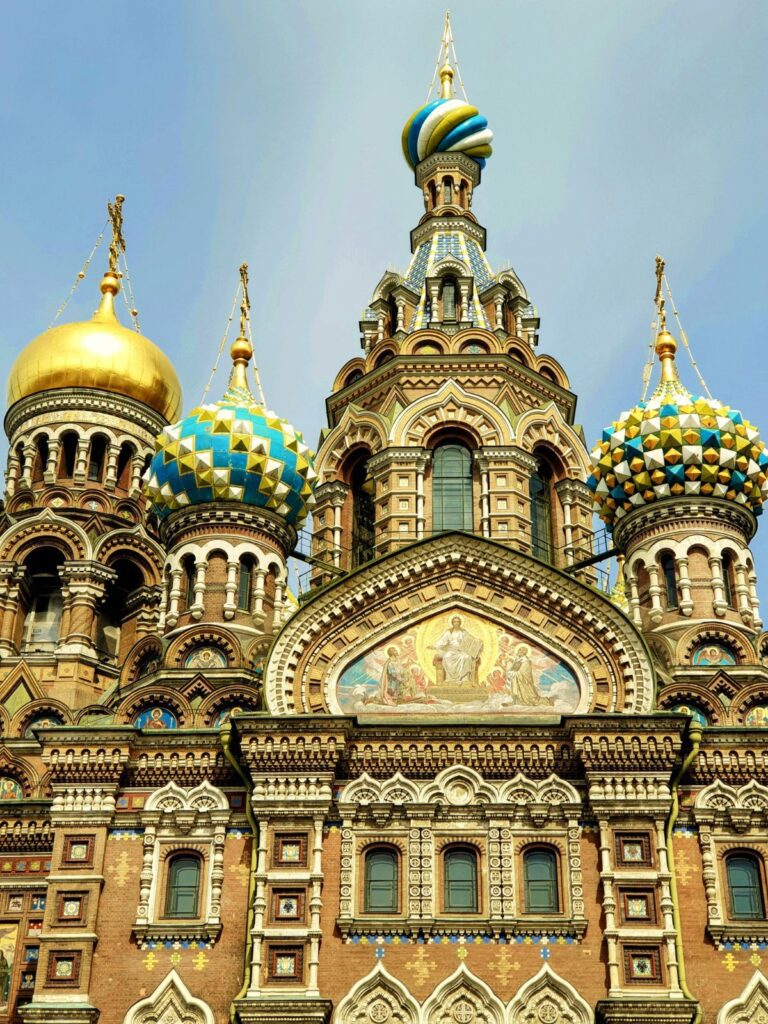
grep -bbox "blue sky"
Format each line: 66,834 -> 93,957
1,0 -> 766,583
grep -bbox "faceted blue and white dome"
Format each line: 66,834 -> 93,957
145,339 -> 316,527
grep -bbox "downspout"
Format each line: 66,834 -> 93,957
666,722 -> 702,1023
221,723 -> 258,1024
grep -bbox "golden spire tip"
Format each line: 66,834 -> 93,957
653,255 -> 679,384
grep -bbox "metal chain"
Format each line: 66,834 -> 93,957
200,281 -> 241,403
48,222 -> 108,328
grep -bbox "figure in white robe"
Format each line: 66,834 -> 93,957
432,616 -> 483,685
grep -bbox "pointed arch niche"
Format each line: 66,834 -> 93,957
717,970 -> 768,1024
334,964 -> 419,1024
508,964 -> 593,1024
122,969 -> 214,1024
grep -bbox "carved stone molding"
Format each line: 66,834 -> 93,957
121,969 -> 215,1024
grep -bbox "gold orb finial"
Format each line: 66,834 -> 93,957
439,61 -> 454,99
231,336 -> 253,363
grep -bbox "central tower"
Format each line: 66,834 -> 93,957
310,24 -> 595,584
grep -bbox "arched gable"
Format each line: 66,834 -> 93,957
717,970 -> 768,1024
515,403 -> 591,479
333,963 -> 419,1024
422,965 -> 505,1024
122,969 -> 214,1024
0,508 -> 91,561
314,406 -> 389,484
390,380 -> 514,448
508,963 -> 593,1023
264,533 -> 654,717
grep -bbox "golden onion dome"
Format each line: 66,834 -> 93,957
6,270 -> 182,422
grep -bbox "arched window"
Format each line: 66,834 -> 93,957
59,432 -> 78,479
722,552 -> 737,608
524,848 -> 559,913
727,854 -> 765,919
432,444 -> 473,534
165,854 -> 201,918
116,442 -> 135,491
443,177 -> 453,205
444,847 -> 478,913
351,457 -> 375,567
182,557 -> 196,609
32,435 -> 49,484
238,557 -> 253,612
96,559 -> 144,661
660,553 -> 679,609
529,463 -> 553,563
442,277 -> 457,321
364,848 -> 399,913
87,435 -> 107,482
22,548 -> 64,653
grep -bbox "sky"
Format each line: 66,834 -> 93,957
0,0 -> 766,586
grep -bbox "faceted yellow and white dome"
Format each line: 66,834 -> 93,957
588,330 -> 768,529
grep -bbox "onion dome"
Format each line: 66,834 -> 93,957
402,62 -> 493,170
7,269 -> 182,422
587,329 -> 768,529
145,336 -> 316,527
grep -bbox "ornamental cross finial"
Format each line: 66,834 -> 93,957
654,254 -> 666,331
107,194 -> 126,274
239,262 -> 250,337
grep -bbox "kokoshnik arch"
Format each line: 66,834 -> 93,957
0,14 -> 767,1024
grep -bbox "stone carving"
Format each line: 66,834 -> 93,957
334,964 -> 419,1024
122,969 -> 214,1024
508,964 -> 593,1024
717,970 -> 768,1024
423,966 -> 505,1024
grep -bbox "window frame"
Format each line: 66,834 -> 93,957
363,846 -> 400,915
443,845 -> 480,915
726,852 -> 766,921
660,553 -> 679,609
163,852 -> 203,920
432,442 -> 474,534
522,846 -> 560,915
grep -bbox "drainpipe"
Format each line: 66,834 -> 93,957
221,723 -> 258,1023
666,723 -> 702,1023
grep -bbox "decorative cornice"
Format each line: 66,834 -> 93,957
614,497 -> 756,550
161,502 -> 296,555
5,386 -> 167,442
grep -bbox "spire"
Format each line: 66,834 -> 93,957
653,254 -> 680,386
93,194 -> 126,322
230,263 -> 254,393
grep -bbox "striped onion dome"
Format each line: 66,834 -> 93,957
402,64 -> 493,170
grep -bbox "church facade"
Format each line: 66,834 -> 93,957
0,33 -> 767,1024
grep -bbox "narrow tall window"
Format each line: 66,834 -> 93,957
364,849 -> 399,913
238,559 -> 253,611
59,433 -> 77,478
443,177 -> 453,205
529,464 -> 553,563
116,442 -> 134,490
524,848 -> 559,913
727,854 -> 764,919
660,554 -> 679,609
165,855 -> 201,918
722,552 -> 736,608
351,459 -> 376,567
32,435 -> 49,484
183,558 -> 196,609
432,444 -> 473,534
442,278 -> 456,320
22,549 -> 64,654
87,435 -> 107,482
444,848 -> 478,913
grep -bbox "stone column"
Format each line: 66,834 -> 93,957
20,442 -> 36,489
103,444 -> 120,490
44,439 -> 60,484
223,560 -> 238,619
165,568 -> 183,629
5,449 -> 21,497
252,568 -> 267,627
709,555 -> 727,617
191,558 -> 208,620
647,563 -> 664,624
56,563 -> 115,656
734,562 -> 753,624
73,438 -> 89,485
675,555 -> 693,616
129,453 -> 145,497
396,297 -> 405,332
